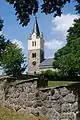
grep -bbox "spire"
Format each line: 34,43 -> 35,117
32,16 -> 40,36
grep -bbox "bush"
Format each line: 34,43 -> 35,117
40,69 -> 59,79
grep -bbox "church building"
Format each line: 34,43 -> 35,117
28,17 -> 54,74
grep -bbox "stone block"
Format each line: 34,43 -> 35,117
46,108 -> 60,120
39,92 -> 48,101
31,108 -> 39,116
61,112 -> 76,120
61,103 -> 71,112
64,93 -> 76,103
27,93 -> 36,101
59,87 -> 69,96
42,100 -> 52,108
52,89 -> 60,100
40,106 -> 47,115
71,102 -> 78,113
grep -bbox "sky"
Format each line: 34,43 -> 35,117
0,0 -> 80,73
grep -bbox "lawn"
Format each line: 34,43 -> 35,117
48,81 -> 74,88
0,107 -> 48,120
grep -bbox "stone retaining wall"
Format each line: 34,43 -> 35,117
0,77 -> 80,120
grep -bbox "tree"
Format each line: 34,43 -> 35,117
5,0 -> 80,26
53,18 -> 80,76
0,19 -> 7,66
0,19 -> 3,31
2,42 -> 26,77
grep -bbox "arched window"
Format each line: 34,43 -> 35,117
32,53 -> 36,58
32,41 -> 34,46
35,41 -> 36,46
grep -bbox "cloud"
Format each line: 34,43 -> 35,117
52,14 -> 79,37
11,39 -> 24,50
45,39 -> 66,54
45,14 -> 79,58
0,31 -> 2,36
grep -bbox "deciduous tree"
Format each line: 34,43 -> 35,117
0,19 -> 7,65
2,42 -> 26,77
5,0 -> 80,26
53,18 -> 80,76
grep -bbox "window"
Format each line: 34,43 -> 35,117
32,41 -> 34,46
32,53 -> 36,58
35,41 -> 36,46
34,71 -> 36,74
32,41 -> 36,46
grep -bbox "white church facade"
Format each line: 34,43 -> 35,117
28,17 -> 54,74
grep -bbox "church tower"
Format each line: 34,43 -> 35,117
28,17 -> 44,74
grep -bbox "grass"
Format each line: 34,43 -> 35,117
0,107 -> 48,120
48,81 -> 74,88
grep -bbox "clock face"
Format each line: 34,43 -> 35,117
32,61 -> 36,65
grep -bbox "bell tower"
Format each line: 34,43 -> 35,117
28,17 -> 44,74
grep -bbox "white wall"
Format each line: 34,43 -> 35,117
28,33 -> 44,51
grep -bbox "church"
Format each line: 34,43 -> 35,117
28,17 -> 54,74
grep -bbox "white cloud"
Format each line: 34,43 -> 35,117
11,39 -> 24,50
52,14 -> 79,37
45,39 -> 66,54
45,14 -> 79,58
0,31 -> 2,36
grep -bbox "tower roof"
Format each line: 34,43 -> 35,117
32,16 -> 40,36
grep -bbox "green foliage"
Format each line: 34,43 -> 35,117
67,19 -> 80,43
6,0 -> 38,26
0,18 -> 7,65
0,19 -> 3,31
5,0 -> 80,26
2,42 -> 26,77
53,19 -> 80,76
0,36 -> 6,64
40,69 -> 59,77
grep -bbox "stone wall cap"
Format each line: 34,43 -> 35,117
15,77 -> 38,85
0,75 -> 10,81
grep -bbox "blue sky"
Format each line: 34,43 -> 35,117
0,0 -> 80,73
